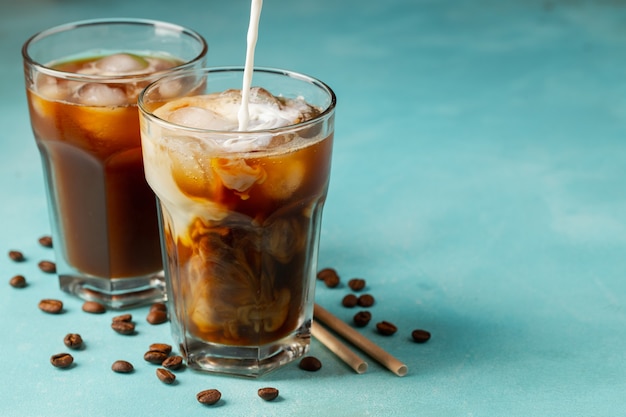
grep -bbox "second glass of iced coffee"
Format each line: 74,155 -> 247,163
22,19 -> 208,308
139,67 -> 336,377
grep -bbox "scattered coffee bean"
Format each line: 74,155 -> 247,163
150,302 -> 167,313
38,299 -> 63,314
316,267 -> 337,281
411,329 -> 431,343
112,314 -> 133,323
258,387 -> 279,401
111,321 -> 135,335
8,250 -> 25,262
197,389 -> 222,405
111,360 -> 134,373
376,321 -> 398,336
348,278 -> 366,291
353,311 -> 372,327
9,275 -> 27,288
299,356 -> 322,372
63,333 -> 83,350
162,355 -> 183,370
357,294 -> 375,307
38,260 -> 56,273
318,268 -> 340,288
82,301 -> 106,314
144,350 -> 169,364
156,368 -> 176,384
149,343 -> 172,355
146,309 -> 168,325
341,294 -> 358,308
50,353 -> 73,368
38,235 -> 53,248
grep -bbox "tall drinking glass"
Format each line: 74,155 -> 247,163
23,19 -> 208,309
139,67 -> 336,377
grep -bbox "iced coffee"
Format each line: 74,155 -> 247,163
22,19 -> 207,308
139,68 -> 336,376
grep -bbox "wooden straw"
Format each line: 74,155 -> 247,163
311,321 -> 368,374
314,304 -> 408,377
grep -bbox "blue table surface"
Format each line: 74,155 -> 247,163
2,0 -> 626,416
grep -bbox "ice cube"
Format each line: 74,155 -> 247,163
75,83 -> 128,106
168,106 -> 238,131
211,158 -> 267,196
94,53 -> 149,75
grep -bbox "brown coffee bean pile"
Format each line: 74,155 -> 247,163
82,301 -> 106,314
318,267 -> 433,345
258,387 -> 279,401
9,275 -> 27,288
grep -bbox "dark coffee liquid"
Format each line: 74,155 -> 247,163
27,55 -> 180,278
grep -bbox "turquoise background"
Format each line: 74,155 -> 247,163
1,0 -> 626,416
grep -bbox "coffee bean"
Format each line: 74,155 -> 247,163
411,329 -> 431,343
149,302 -> 167,313
82,301 -> 106,314
63,333 -> 83,350
38,260 -> 56,273
341,294 -> 358,308
8,250 -> 25,262
316,267 -> 337,281
111,360 -> 134,373
50,353 -> 73,368
162,355 -> 183,370
357,294 -> 375,307
299,356 -> 322,372
111,321 -> 135,335
348,278 -> 366,291
318,268 -> 340,288
38,235 -> 53,248
112,314 -> 133,323
9,275 -> 27,288
149,343 -> 172,355
38,299 -> 63,314
376,321 -> 398,336
146,309 -> 168,325
258,387 -> 279,401
353,311 -> 372,327
144,350 -> 169,364
156,368 -> 176,384
197,389 -> 221,405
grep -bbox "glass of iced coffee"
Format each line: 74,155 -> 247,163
138,67 -> 336,377
22,19 -> 208,309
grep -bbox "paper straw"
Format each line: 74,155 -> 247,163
311,321 -> 368,374
314,304 -> 408,377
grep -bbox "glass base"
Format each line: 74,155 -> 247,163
59,273 -> 166,309
180,325 -> 311,378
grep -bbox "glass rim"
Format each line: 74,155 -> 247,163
138,66 -> 337,135
22,17 -> 208,83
